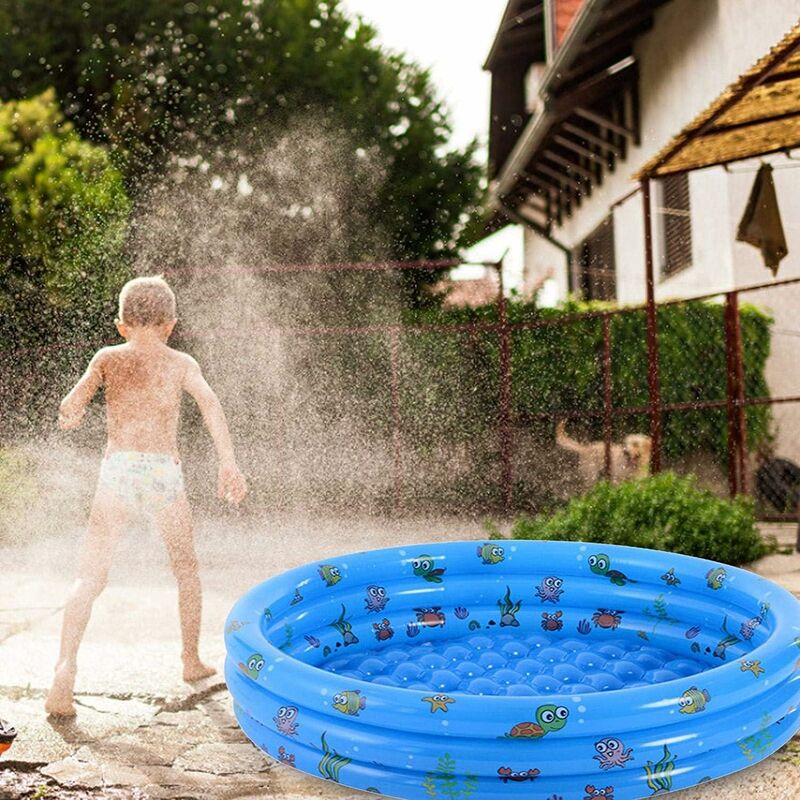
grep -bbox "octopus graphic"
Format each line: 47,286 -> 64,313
364,585 -> 390,613
593,737 -> 634,770
535,576 -> 564,603
273,705 -> 299,736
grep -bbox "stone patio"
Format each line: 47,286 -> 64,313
1,515 -> 799,799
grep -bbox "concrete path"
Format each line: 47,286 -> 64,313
1,515 -> 799,799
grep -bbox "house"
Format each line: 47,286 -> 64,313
485,0 -> 800,463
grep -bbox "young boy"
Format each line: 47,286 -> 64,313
45,276 -> 247,717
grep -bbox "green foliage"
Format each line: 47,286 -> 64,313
508,472 -> 773,566
0,0 -> 482,298
401,298 -> 773,460
0,90 -> 130,341
4,130 -> 130,300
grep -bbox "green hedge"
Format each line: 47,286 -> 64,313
504,472 -> 773,566
399,298 -> 772,461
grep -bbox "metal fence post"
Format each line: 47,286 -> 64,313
601,314 -> 614,478
388,327 -> 402,514
724,291 -> 749,497
724,293 -> 740,496
730,291 -> 749,494
496,260 -> 514,514
641,179 -> 663,472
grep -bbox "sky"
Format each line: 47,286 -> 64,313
341,0 -> 528,290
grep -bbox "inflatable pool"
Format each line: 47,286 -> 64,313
225,541 -> 800,799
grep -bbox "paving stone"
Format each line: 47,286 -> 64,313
173,741 -> 271,775
42,754 -> 150,788
150,709 -> 208,727
77,734 -> 186,767
75,695 -> 158,720
3,517 -> 800,799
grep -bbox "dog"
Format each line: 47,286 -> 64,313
556,420 -> 652,489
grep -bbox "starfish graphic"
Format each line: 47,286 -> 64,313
422,694 -> 455,713
740,659 -> 766,678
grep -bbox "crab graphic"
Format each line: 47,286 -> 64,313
497,767 -> 540,783
592,609 -> 624,630
414,607 -> 446,628
584,786 -> 614,800
372,618 -> 394,641
593,737 -> 634,769
277,746 -> 295,767
541,610 -> 563,631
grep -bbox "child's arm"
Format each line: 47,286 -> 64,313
183,356 -> 248,505
59,351 -> 105,430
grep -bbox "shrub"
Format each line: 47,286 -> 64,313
506,472 -> 772,566
402,298 -> 773,461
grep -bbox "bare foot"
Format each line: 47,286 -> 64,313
45,661 -> 77,717
183,659 -> 217,683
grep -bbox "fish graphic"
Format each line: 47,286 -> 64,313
332,690 -> 367,716
678,686 -> 711,714
660,568 -> 681,587
705,567 -> 727,590
477,543 -> 505,565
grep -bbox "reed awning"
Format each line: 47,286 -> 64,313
634,21 -> 800,179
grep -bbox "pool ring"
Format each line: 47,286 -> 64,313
225,540 -> 800,800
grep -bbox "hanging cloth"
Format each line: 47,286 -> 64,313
736,163 -> 788,275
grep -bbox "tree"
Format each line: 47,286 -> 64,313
0,89 -> 130,341
0,0 -> 482,303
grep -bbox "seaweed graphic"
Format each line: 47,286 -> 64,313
317,732 -> 351,782
643,744 -> 676,794
278,622 -> 294,652
738,713 -> 773,762
497,586 -> 522,627
329,604 -> 358,645
422,753 -> 478,799
713,616 -> 742,660
637,594 -> 680,640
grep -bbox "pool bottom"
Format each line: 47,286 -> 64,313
234,697 -> 800,800
320,631 -> 710,696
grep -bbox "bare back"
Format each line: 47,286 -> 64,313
93,343 -> 190,457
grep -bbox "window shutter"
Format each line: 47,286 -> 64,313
661,173 -> 692,275
576,215 -> 616,301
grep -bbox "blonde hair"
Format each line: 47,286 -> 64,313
118,276 -> 176,327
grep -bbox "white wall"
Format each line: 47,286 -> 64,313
522,0 -> 800,301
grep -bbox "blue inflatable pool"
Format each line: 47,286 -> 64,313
225,541 -> 800,799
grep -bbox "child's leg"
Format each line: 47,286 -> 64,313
155,493 -> 215,682
45,490 -> 127,716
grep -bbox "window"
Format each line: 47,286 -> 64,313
574,215 -> 616,301
657,173 -> 692,277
